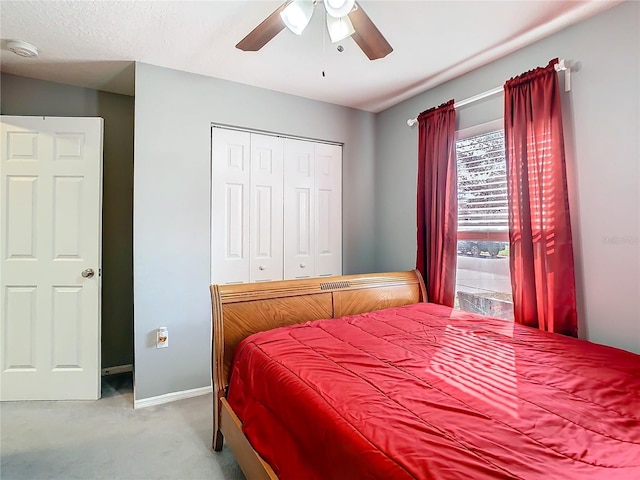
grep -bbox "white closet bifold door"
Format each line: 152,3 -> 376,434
284,138 -> 316,279
250,134 -> 284,282
314,143 -> 342,277
212,127 -> 342,285
211,128 -> 251,284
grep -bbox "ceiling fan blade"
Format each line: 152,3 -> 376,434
348,2 -> 393,60
236,1 -> 290,52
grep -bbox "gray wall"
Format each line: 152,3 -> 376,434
0,74 -> 135,368
133,63 -> 376,401
374,1 -> 640,354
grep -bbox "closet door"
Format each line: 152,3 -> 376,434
211,128 -> 250,284
284,139 -> 315,279
250,134 -> 284,282
315,143 -> 342,277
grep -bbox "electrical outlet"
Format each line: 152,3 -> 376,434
157,327 -> 168,349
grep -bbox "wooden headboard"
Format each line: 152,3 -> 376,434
209,270 -> 427,450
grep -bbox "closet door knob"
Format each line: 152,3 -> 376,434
258,265 -> 265,271
299,263 -> 306,268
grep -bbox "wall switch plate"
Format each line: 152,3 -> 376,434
157,327 -> 168,349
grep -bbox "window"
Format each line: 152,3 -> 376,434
455,120 -> 513,320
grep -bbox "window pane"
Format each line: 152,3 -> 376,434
455,240 -> 513,320
455,129 -> 513,320
457,130 -> 508,233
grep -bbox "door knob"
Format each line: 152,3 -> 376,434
81,268 -> 95,278
299,263 -> 306,268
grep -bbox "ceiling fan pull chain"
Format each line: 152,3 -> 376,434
322,7 -> 327,77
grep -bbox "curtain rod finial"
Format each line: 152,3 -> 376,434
407,118 -> 417,127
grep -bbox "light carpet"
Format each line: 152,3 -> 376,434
0,374 -> 245,480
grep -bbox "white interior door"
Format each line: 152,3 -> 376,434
315,143 -> 342,277
0,116 -> 103,401
250,134 -> 284,282
284,139 -> 315,279
211,128 -> 250,285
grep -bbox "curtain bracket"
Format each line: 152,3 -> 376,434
554,59 -> 571,92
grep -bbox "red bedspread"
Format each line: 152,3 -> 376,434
227,303 -> 640,479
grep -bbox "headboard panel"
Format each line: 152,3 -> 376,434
210,270 -> 427,450
333,283 -> 423,318
214,292 -> 334,387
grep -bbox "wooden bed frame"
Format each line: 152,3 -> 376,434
210,270 -> 427,480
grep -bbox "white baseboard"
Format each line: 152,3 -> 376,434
134,385 -> 213,409
101,364 -> 133,376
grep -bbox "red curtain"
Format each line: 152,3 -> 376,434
504,59 -> 578,336
416,100 -> 457,306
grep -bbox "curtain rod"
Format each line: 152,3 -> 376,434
406,59 -> 570,127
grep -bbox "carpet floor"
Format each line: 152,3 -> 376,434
0,374 -> 246,480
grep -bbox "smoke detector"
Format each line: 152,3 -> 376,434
7,40 -> 39,58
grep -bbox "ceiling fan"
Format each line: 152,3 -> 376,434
236,0 -> 393,60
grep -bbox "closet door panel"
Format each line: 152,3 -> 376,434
315,143 -> 342,277
250,134 -> 284,282
284,139 -> 315,279
211,128 -> 250,284
213,128 -> 342,285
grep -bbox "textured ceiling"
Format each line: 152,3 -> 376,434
0,0 -> 621,112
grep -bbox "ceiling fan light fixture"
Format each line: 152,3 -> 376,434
324,0 -> 355,18
280,0 -> 315,35
326,13 -> 355,43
